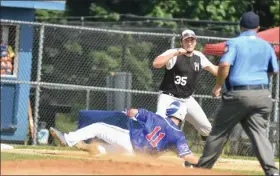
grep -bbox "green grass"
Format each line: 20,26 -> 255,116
12,144 -> 280,163
214,168 -> 263,175
221,154 -> 280,163
12,144 -> 78,151
1,152 -> 62,161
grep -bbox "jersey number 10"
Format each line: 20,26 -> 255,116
146,126 -> 166,147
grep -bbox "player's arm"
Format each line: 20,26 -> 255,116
152,48 -> 186,68
176,136 -> 199,165
126,108 -> 138,118
182,153 -> 199,165
126,108 -> 150,122
198,51 -> 218,76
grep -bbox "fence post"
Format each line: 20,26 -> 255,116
269,60 -> 280,156
171,33 -> 176,49
266,75 -> 274,137
81,16 -> 84,26
86,89 -> 90,110
32,24 -> 45,145
121,35 -> 127,71
273,61 -> 279,123
272,61 -> 280,155
198,97 -> 203,107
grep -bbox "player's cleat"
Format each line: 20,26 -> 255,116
50,127 -> 67,146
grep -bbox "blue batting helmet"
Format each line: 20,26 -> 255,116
166,101 -> 184,121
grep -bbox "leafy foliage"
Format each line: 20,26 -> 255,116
35,9 -> 66,23
36,0 -> 278,33
270,1 -> 280,26
33,0 -> 278,111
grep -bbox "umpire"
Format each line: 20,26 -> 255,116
195,11 -> 279,176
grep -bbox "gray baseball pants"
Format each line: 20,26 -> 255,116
196,89 -> 279,176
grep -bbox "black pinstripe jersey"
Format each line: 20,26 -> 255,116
159,54 -> 202,98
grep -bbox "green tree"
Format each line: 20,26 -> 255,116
35,9 -> 66,23
270,1 -> 279,26
87,42 -> 154,91
36,0 -> 278,30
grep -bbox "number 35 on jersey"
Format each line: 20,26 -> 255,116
174,76 -> 188,86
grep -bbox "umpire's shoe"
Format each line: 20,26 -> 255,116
50,127 -> 67,146
183,161 -> 195,168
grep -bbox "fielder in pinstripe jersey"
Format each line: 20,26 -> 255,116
153,29 -> 219,143
50,101 -> 199,166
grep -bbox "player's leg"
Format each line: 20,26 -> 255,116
51,123 -> 134,155
184,96 -> 212,137
66,122 -> 134,154
49,127 -> 103,154
156,93 -> 176,118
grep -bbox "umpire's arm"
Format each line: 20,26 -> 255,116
216,41 -> 237,85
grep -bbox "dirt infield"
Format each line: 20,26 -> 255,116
2,159 -> 238,175
1,149 -> 265,175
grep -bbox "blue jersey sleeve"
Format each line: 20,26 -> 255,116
220,40 -> 237,65
268,45 -> 279,73
135,109 -> 153,123
176,134 -> 192,157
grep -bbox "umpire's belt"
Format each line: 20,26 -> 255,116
161,91 -> 189,99
230,84 -> 268,91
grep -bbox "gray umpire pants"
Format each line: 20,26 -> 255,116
197,89 -> 279,176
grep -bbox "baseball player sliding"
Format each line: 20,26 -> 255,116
50,101 -> 199,166
153,29 -> 219,142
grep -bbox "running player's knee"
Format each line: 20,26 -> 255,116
91,122 -> 106,129
88,123 -> 106,137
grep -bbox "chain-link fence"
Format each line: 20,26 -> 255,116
1,19 -> 279,157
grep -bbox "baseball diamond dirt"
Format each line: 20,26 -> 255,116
1,148 -> 272,175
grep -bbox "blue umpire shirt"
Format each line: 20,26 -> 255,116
220,30 -> 279,89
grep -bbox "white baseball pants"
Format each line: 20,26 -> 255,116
156,93 -> 212,136
64,122 -> 134,155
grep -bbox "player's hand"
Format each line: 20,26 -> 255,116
122,109 -> 137,121
212,84 -> 222,97
175,48 -> 187,56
